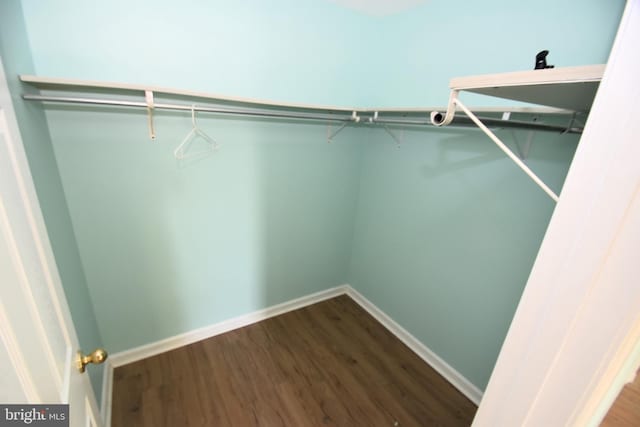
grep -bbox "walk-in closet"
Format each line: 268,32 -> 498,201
1,0 -> 638,426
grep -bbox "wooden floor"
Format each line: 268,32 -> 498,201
112,295 -> 477,426
601,369 -> 640,426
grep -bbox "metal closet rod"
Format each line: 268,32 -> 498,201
22,94 -> 582,133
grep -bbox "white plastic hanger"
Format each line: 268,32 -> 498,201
174,105 -> 218,160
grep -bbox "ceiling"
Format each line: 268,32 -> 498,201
325,0 -> 429,17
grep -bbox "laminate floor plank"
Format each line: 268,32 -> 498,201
601,368 -> 640,426
111,373 -> 144,427
305,297 -> 473,426
112,295 -> 477,426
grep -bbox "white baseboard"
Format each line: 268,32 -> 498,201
100,284 -> 348,425
107,285 -> 349,367
344,285 -> 484,406
100,362 -> 114,427
100,283 -> 482,425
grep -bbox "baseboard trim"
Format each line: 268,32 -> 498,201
101,283 -> 482,424
108,284 -> 349,367
344,285 -> 484,406
100,362 -> 114,427
101,284 -> 348,425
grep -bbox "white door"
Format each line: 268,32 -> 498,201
473,1 -> 640,425
0,59 -> 103,426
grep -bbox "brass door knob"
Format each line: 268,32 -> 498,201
76,348 -> 108,373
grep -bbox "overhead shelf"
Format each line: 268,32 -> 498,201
20,75 -> 574,116
20,69 -> 601,203
18,74 -> 586,144
449,64 -> 605,111
430,64 -> 606,203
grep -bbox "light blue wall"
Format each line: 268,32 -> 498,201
20,0 -> 372,107
20,0 -> 366,353
22,0 -> 623,108
345,0 -> 624,390
44,110 -> 363,352
365,0 -> 625,106
348,125 -> 578,389
0,0 -> 104,400
17,0 -> 623,394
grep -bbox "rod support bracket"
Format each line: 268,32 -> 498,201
430,90 -> 459,127
145,90 -> 156,141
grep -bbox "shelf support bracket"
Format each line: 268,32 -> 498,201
511,130 -> 535,160
382,125 -> 403,148
327,111 -> 362,143
370,111 -> 403,148
454,98 -> 559,203
563,112 -> 578,134
503,112 -> 534,159
327,122 -> 348,143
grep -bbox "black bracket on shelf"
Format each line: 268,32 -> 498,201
534,50 -> 555,70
